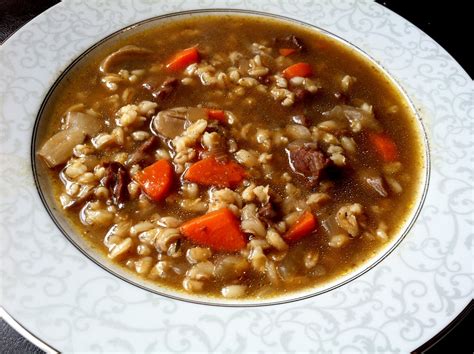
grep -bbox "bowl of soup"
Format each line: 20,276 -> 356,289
33,10 -> 429,305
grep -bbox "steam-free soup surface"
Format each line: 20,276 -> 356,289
38,15 -> 423,299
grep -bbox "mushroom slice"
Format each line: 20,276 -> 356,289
150,107 -> 188,139
150,106 -> 215,139
100,45 -> 153,73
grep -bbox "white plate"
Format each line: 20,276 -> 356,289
1,0 -> 472,352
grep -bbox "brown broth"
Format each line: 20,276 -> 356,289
38,14 -> 424,299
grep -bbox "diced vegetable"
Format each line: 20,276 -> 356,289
184,156 -> 246,187
65,111 -> 103,136
207,109 -> 227,123
321,215 -> 344,236
284,210 -> 317,242
282,62 -> 312,79
134,159 -> 174,201
180,208 -> 246,251
369,133 -> 398,162
166,47 -> 200,71
38,128 -> 86,167
279,48 -> 296,56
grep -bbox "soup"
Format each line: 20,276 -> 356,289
36,14 -> 424,299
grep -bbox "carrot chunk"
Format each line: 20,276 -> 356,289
279,48 -> 296,56
207,109 -> 227,123
284,210 -> 317,242
134,159 -> 174,201
166,47 -> 200,71
180,208 -> 246,251
282,62 -> 313,79
184,157 -> 246,188
369,132 -> 398,162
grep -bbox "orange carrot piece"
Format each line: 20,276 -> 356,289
279,48 -> 296,56
184,157 -> 246,188
180,208 -> 246,251
166,47 -> 200,71
282,62 -> 313,79
369,132 -> 398,162
134,159 -> 174,201
284,210 -> 317,242
207,109 -> 227,123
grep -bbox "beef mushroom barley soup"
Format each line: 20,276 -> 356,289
36,15 -> 424,300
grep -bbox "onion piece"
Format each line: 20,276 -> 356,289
38,128 -> 85,167
65,111 -> 103,136
321,215 -> 344,236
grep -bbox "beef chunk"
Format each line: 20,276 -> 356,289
288,144 -> 329,187
143,76 -> 179,101
103,162 -> 130,207
127,136 -> 158,166
155,77 -> 179,100
114,167 -> 129,205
